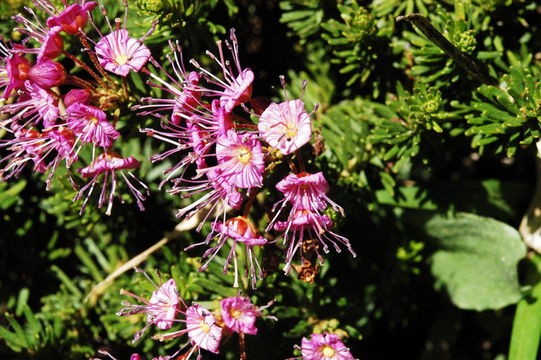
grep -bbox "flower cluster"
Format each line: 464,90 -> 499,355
138,29 -> 356,284
0,0 -> 153,214
116,273 -> 273,359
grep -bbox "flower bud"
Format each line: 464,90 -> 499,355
29,60 -> 67,88
64,89 -> 91,108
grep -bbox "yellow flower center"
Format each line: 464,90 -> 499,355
321,345 -> 336,358
200,320 -> 211,333
236,146 -> 252,164
284,123 -> 298,140
115,54 -> 129,65
90,116 -> 99,124
229,308 -> 242,319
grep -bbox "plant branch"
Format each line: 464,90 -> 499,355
396,13 -> 498,86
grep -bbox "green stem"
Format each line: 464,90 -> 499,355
508,253 -> 541,360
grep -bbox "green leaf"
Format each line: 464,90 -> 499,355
508,254 -> 541,360
414,212 -> 526,310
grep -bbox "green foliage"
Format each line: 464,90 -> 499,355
407,212 -> 526,311
321,1 -> 377,87
461,65 -> 541,157
397,5 -> 488,87
509,254 -> 541,360
279,0 -> 324,41
371,0 -> 437,17
134,0 -> 238,34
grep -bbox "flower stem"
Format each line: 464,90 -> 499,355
239,332 -> 247,360
508,253 -> 541,360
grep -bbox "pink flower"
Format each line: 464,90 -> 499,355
134,41 -> 202,123
187,216 -> 267,288
185,304 -> 222,354
46,1 -> 98,35
0,81 -> 59,129
171,71 -> 202,125
66,103 -> 119,147
0,129 -> 45,180
190,29 -> 253,112
300,333 -> 356,360
0,127 -> 77,186
147,279 -> 181,330
75,152 -> 147,215
219,68 -> 254,113
95,29 -> 151,77
275,172 -> 333,212
2,51 -> 31,99
214,130 -> 265,189
37,27 -> 64,61
258,99 -> 312,155
118,278 -> 180,341
274,209 -> 355,274
219,296 -> 259,335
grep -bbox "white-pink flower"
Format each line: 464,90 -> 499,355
219,296 -> 259,335
147,279 -> 181,330
185,304 -> 222,354
117,277 -> 181,342
301,333 -> 357,360
95,29 -> 151,77
275,172 -> 331,212
258,99 -> 312,155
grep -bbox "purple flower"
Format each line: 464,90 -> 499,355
66,103 -> 119,147
219,296 -> 259,335
258,99 -> 312,155
28,60 -> 67,89
75,152 -> 147,215
300,333 -> 356,360
185,304 -> 222,354
213,130 -> 265,189
95,29 -> 151,77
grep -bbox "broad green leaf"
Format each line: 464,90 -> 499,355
418,212 -> 526,310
